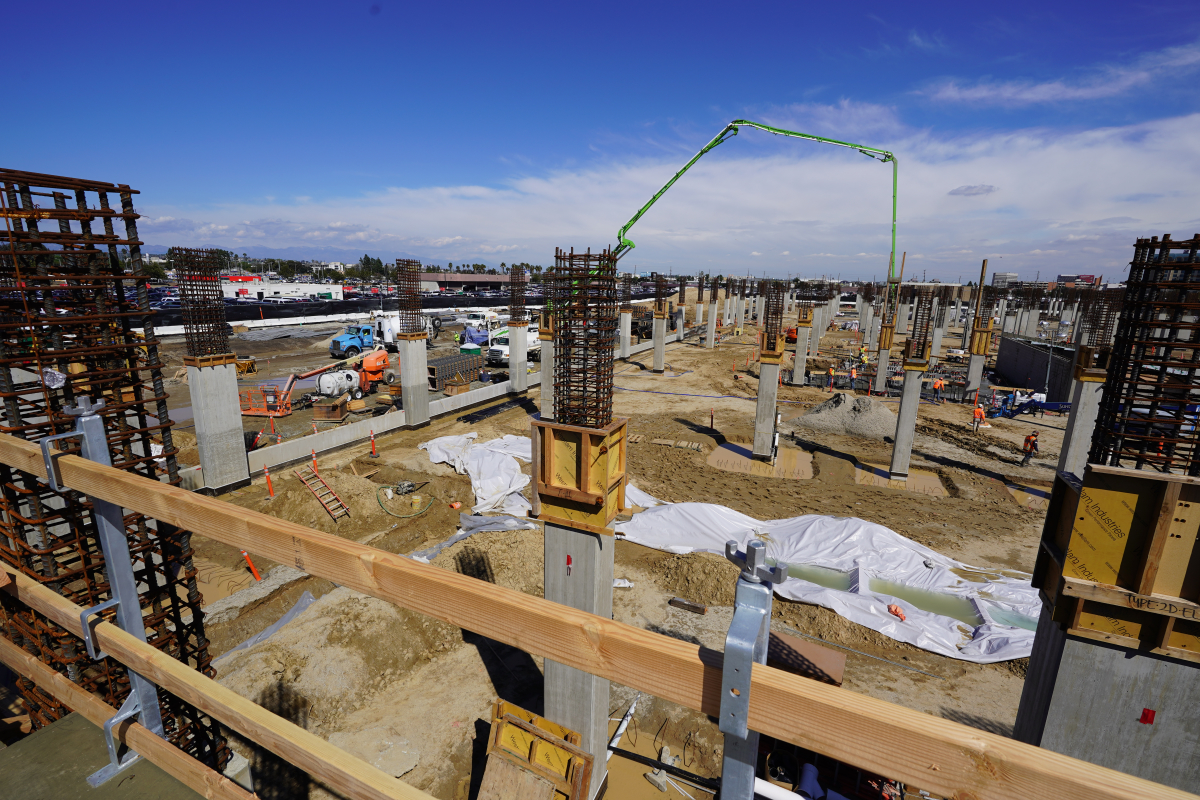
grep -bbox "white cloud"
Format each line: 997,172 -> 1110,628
750,251 -> 762,256
948,184 -> 999,196
926,41 -> 1200,105
143,106 -> 1200,280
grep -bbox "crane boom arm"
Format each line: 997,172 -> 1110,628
613,119 -> 899,279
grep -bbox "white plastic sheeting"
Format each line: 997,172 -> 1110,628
625,483 -> 665,508
615,503 -> 1039,663
410,514 -> 538,563
419,433 -> 533,515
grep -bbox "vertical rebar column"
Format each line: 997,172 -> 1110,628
618,275 -> 633,359
552,249 -> 618,427
173,247 -> 231,357
395,258 -> 423,334
1089,234 -> 1200,474
890,286 -> 934,481
695,275 -> 706,327
754,282 -> 786,460
0,169 -> 226,769
395,258 -> 429,425
652,273 -> 668,373
508,264 -> 529,392
540,269 -> 558,418
174,247 -> 248,493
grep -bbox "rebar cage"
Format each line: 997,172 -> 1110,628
1089,235 -> 1200,474
710,276 -> 719,303
905,286 -> 935,360
763,281 -> 784,349
395,258 -> 423,334
552,248 -> 618,428
0,169 -> 227,767
620,275 -> 634,310
696,275 -> 705,306
509,263 -> 527,323
654,273 -> 668,313
173,247 -> 231,357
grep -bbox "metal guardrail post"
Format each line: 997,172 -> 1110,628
39,396 -> 166,786
719,539 -> 788,799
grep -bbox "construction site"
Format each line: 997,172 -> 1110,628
1,158 -> 1198,800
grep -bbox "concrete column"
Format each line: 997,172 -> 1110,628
889,365 -> 926,480
789,326 -> 810,386
724,294 -> 732,323
187,360 -> 250,494
753,358 -> 781,460
618,310 -> 631,359
1023,310 -> 1041,338
695,301 -> 704,327
705,301 -> 718,348
652,313 -> 667,373
868,316 -> 881,351
672,307 -> 685,340
896,302 -> 911,335
539,330 -> 555,420
1057,374 -> 1105,478
966,353 -> 986,397
735,297 -> 746,330
543,521 -> 613,798
398,333 -> 430,427
509,320 -> 528,392
929,317 -> 945,366
873,350 -> 891,393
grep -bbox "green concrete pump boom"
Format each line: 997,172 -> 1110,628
612,119 -> 899,281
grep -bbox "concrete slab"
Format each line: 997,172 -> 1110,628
706,443 -> 813,480
854,463 -> 946,496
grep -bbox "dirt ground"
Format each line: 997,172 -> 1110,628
164,307 -> 1065,798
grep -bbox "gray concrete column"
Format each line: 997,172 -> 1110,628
930,318 -> 945,366
652,314 -> 667,373
695,301 -> 704,327
398,334 -> 430,427
1023,310 -> 1040,338
753,360 -> 781,460
896,302 -> 912,335
672,307 -> 685,339
187,361 -> 250,494
889,366 -> 926,480
618,310 -> 631,359
868,316 -> 881,351
1003,311 -> 1016,334
509,320 -> 528,392
543,521 -> 613,798
735,297 -> 746,330
966,353 -> 986,398
539,334 -> 555,420
1057,375 -> 1104,478
789,326 -> 810,386
705,301 -> 718,348
724,294 -> 732,322
873,349 -> 891,393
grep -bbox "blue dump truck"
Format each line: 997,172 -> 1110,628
329,324 -> 376,359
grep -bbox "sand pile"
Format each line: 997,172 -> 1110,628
791,392 -> 896,440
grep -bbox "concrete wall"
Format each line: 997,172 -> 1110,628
247,370 -> 541,475
993,336 -> 1074,401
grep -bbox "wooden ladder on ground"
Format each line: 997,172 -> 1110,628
294,466 -> 350,522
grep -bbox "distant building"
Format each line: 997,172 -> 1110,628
1056,274 -> 1096,286
992,272 -> 1019,288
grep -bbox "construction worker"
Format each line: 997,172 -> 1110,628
932,376 -> 944,403
827,365 -> 835,392
850,365 -> 857,384
1021,430 -> 1040,467
973,404 -> 985,432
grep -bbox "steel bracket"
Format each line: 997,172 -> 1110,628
39,430 -> 82,493
719,539 -> 789,800
79,597 -> 121,661
88,692 -> 144,786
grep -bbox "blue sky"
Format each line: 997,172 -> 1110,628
7,1 -> 1200,280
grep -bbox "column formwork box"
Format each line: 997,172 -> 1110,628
531,415 -> 628,536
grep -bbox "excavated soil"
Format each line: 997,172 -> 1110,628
179,313 -> 1068,797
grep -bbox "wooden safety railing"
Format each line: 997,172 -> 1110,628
0,433 -> 1195,800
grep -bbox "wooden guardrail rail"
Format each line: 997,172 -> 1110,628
1,569 -> 434,800
0,433 -> 1195,800
0,634 -> 254,800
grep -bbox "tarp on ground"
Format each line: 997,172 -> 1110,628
419,433 -> 532,515
615,503 -> 1038,663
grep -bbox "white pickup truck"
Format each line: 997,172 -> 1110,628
486,325 -> 541,365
